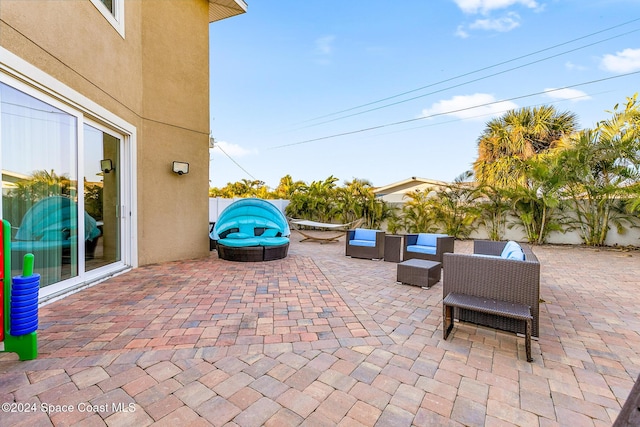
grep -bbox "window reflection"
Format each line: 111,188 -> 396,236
1,83 -> 78,286
84,124 -> 120,271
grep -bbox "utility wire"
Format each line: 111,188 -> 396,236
362,92 -> 608,139
213,142 -> 257,181
293,26 -> 640,130
270,71 -> 640,149
299,18 -> 640,127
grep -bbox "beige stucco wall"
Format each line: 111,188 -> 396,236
0,0 -> 212,265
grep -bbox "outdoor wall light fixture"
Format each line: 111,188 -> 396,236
100,159 -> 114,174
172,161 -> 189,175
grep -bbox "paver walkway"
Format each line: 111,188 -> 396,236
1,234 -> 639,426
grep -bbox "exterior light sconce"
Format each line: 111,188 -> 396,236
100,159 -> 114,174
172,161 -> 189,175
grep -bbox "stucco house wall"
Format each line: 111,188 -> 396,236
0,0 -> 244,266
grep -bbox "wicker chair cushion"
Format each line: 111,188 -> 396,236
261,228 -> 280,237
259,237 -> 289,247
501,241 -> 525,260
226,232 -> 251,239
505,249 -> 525,260
218,236 -> 289,247
349,239 -> 376,247
406,245 -> 436,255
218,237 -> 261,247
416,233 -> 446,246
353,228 -> 378,241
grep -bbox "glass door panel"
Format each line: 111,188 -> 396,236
83,124 -> 121,271
1,82 -> 78,287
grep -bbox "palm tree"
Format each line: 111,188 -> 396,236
337,178 -> 379,226
286,176 -> 339,222
273,174 -> 306,199
508,155 -> 567,244
474,106 -> 579,187
556,95 -> 640,245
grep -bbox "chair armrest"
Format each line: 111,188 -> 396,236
473,240 -> 507,256
436,236 -> 455,254
345,229 -> 354,254
404,234 -> 418,247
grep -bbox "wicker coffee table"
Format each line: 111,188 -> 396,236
397,259 -> 441,288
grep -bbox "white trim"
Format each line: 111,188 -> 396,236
90,0 -> 126,39
39,265 -> 131,305
0,45 -> 138,300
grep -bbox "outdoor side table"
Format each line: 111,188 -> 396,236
397,259 -> 441,288
384,234 -> 404,263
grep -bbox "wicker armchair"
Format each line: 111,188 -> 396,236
345,228 -> 385,260
443,240 -> 540,337
403,233 -> 454,263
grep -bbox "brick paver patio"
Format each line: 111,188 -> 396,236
1,233 -> 639,426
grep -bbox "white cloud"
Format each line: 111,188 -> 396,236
453,0 -> 539,14
469,12 -> 521,32
315,35 -> 335,55
313,35 -> 336,65
600,48 -> 640,73
455,25 -> 470,38
543,88 -> 591,102
212,140 -> 257,157
421,93 -> 518,121
565,61 -> 587,71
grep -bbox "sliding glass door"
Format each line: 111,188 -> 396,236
84,124 -> 121,272
1,81 -> 127,291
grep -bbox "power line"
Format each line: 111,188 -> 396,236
293,27 -> 640,130
270,71 -> 640,149
362,92 -> 609,139
291,17 -> 640,129
212,142 -> 257,181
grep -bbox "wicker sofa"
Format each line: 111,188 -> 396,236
442,240 -> 540,338
211,198 -> 290,262
403,233 -> 454,263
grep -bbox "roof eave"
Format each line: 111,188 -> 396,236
209,0 -> 247,23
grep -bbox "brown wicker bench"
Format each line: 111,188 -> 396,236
443,241 -> 540,338
443,292 -> 533,362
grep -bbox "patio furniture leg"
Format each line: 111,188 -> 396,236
443,304 -> 454,339
525,317 -> 532,362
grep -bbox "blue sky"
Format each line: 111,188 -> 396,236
208,0 -> 640,189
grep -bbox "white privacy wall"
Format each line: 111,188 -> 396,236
209,198 -> 290,223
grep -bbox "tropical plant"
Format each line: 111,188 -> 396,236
427,171 -> 480,239
335,178 -> 392,228
476,184 -> 511,241
508,155 -> 567,244
209,179 -> 270,199
9,169 -> 72,201
556,95 -> 640,245
384,207 -> 403,235
273,174 -> 307,199
3,169 -> 74,228
285,176 -> 339,222
401,189 -> 438,233
474,106 -> 579,188
84,181 -> 104,221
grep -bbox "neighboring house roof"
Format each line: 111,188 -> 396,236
209,0 -> 247,22
373,177 -> 449,204
1,170 -> 30,192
